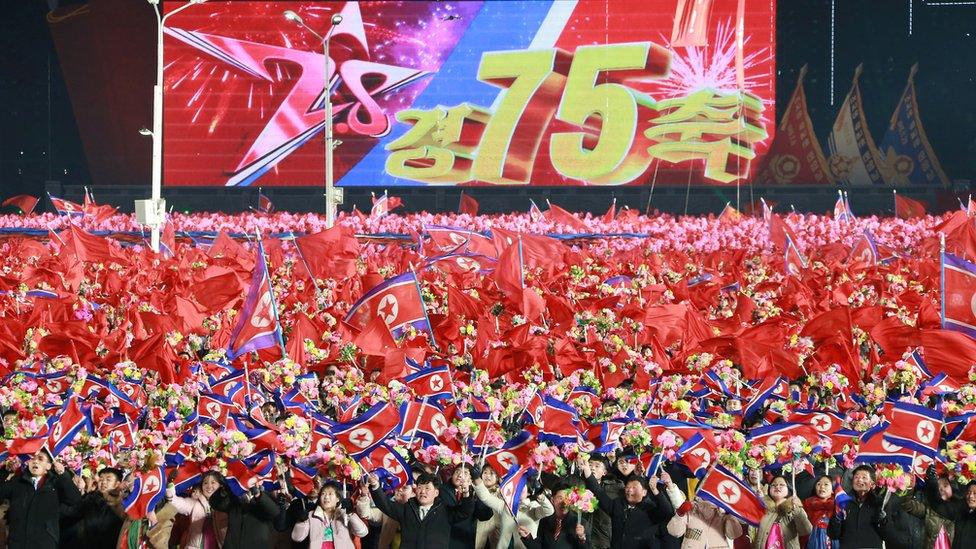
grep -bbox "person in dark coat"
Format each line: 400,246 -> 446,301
585,454 -> 618,549
61,466 -> 126,548
951,483 -> 976,549
537,480 -> 590,549
444,464 -> 493,548
826,465 -> 899,549
579,456 -> 674,549
209,479 -> 282,549
0,448 -> 82,549
366,471 -> 474,549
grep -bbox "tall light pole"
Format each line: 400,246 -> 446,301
284,10 -> 343,228
139,0 -> 207,253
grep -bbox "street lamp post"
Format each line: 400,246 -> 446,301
140,0 -> 207,253
284,10 -> 343,228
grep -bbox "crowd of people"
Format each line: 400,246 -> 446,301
0,207 -> 972,549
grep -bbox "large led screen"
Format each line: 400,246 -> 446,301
163,1 -> 775,187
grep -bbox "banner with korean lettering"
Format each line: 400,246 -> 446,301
163,1 -> 776,187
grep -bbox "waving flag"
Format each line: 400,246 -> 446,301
123,466 -> 167,519
884,401 -> 943,457
834,190 -> 853,222
257,189 -> 274,214
789,410 -> 845,436
399,399 -> 449,447
2,194 -> 38,215
538,396 -> 580,445
48,194 -> 84,217
894,191 -> 927,219
331,401 -> 401,458
425,225 -> 497,258
675,432 -> 717,478
785,236 -> 808,277
486,430 -> 538,476
499,465 -> 534,517
403,365 -> 454,401
528,199 -> 543,222
345,272 -> 432,340
458,192 -> 479,216
361,443 -> 413,489
857,422 -> 914,467
46,395 -> 92,457
227,238 -> 284,360
848,229 -> 880,265
743,376 -> 788,420
696,465 -> 766,527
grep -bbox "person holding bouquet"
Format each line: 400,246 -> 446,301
578,455 -> 675,549
537,480 -> 590,549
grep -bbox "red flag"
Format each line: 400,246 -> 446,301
894,193 -> 926,219
294,225 -> 360,280
718,203 -> 742,224
331,402 -> 401,456
602,198 -> 616,223
546,202 -> 588,232
2,195 -> 38,215
459,193 -> 479,216
768,215 -> 799,253
354,316 -> 397,356
123,466 -> 166,519
63,224 -> 118,264
920,329 -> 976,382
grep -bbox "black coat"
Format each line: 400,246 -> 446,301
0,471 -> 82,549
441,487 -> 494,549
538,512 -> 590,549
209,490 -> 282,549
61,491 -> 125,548
369,485 -> 473,549
827,491 -> 898,549
952,507 -> 976,549
583,475 -> 674,549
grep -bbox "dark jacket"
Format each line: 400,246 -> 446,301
62,491 -> 125,548
584,474 -> 674,549
952,507 -> 976,549
442,488 -> 493,549
538,511 -> 590,549
369,484 -> 474,549
827,491 -> 898,549
209,489 -> 281,549
588,476 -> 622,549
0,470 -> 82,549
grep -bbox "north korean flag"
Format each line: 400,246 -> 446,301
169,461 -> 203,496
398,399 -> 449,448
198,393 -> 238,425
331,401 -> 401,458
746,422 -> 819,447
499,465 -> 534,517
360,443 -> 413,489
697,465 -> 766,527
286,460 -> 317,497
344,272 -> 432,340
257,190 -> 274,214
945,412 -> 976,441
424,225 -> 497,258
785,237 -> 808,277
209,369 -> 248,409
942,252 -> 976,338
403,365 -> 454,402
463,411 -> 501,451
521,390 -> 546,425
742,376 -> 788,421
847,229 -> 880,265
49,195 -> 84,217
486,430 -> 538,477
586,419 -> 629,454
227,240 -> 283,360
46,395 -> 92,457
123,466 -> 167,519
884,401 -> 944,457
98,412 -> 135,449
788,409 -> 845,436
675,432 -> 717,479
857,423 -> 914,467
537,396 -> 580,445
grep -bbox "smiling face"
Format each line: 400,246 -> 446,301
815,477 -> 832,499
481,466 -> 499,489
201,474 -> 221,498
97,471 -> 121,495
852,469 -> 875,497
624,479 -> 647,505
938,478 -> 953,501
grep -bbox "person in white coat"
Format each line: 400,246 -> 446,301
472,466 -> 554,549
165,471 -> 227,549
292,482 -> 368,549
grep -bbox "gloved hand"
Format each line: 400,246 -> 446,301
471,464 -> 483,481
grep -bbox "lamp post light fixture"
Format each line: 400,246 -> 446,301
283,10 -> 344,228
138,0 -> 207,253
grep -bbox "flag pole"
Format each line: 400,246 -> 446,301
893,189 -> 897,217
940,232 -> 946,329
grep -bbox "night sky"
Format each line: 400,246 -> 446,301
1,0 -> 974,199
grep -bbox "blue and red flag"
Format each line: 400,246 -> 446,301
942,252 -> 976,339
675,432 -> 717,479
257,189 -> 274,214
360,443 -> 413,489
331,401 -> 401,458
46,395 -> 92,457
537,396 -> 580,445
48,194 -> 84,217
857,422 -> 914,467
344,272 -> 433,341
696,465 -> 766,527
499,465 -> 534,517
883,400 -> 943,457
226,238 -> 284,360
486,430 -> 537,477
403,365 -> 454,402
123,466 -> 167,519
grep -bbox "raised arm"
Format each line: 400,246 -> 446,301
368,475 -> 407,523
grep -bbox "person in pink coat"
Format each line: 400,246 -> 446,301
165,471 -> 227,549
292,482 -> 368,549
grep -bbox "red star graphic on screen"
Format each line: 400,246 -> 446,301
165,2 -> 428,186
